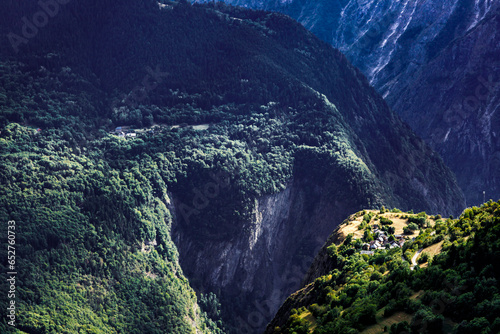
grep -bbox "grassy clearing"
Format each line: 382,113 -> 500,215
192,124 -> 210,130
361,311 -> 413,334
417,240 -> 445,267
410,290 -> 425,300
299,310 -> 317,333
339,213 -> 368,239
337,210 -> 438,240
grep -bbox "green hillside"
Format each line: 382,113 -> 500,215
266,201 -> 500,334
0,123 -> 225,333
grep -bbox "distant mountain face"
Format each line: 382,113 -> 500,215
194,0 -> 500,206
0,0 -> 465,333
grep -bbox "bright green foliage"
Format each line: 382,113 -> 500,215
363,213 -> 375,223
273,201 -> 500,334
380,217 -> 394,225
385,226 -> 396,235
0,124 -> 222,333
417,253 -> 430,264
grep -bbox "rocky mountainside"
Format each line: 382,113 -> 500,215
194,0 -> 500,207
0,0 -> 465,333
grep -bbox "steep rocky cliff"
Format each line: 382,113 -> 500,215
391,7 -> 500,207
171,175 -> 372,332
334,0 -> 500,207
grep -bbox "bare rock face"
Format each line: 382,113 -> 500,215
389,7 -> 500,207
194,0 -> 500,205
171,175 -> 372,333
339,0 -> 500,206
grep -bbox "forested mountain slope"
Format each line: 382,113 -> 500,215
0,0 -> 464,332
0,123 -> 223,334
267,201 -> 500,334
194,0 -> 500,207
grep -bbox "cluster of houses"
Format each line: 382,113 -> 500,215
111,123 -> 210,138
359,225 -> 406,255
141,239 -> 158,253
113,126 -> 137,138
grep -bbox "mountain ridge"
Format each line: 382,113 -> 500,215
193,0 -> 500,207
